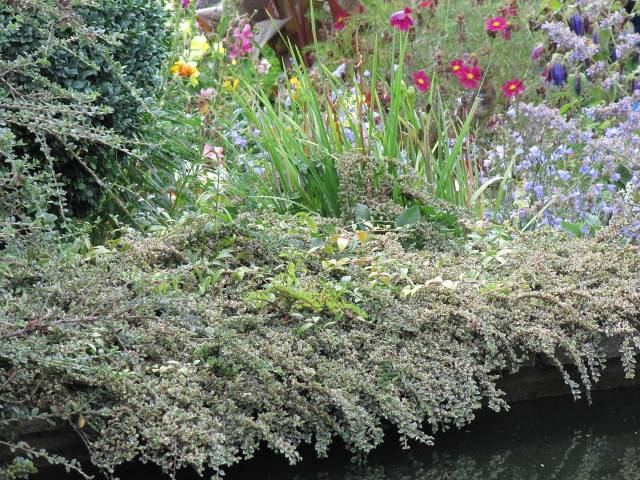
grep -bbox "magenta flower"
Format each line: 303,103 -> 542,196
230,24 -> 253,59
331,2 -> 350,30
450,59 -> 465,76
333,11 -> 350,30
389,7 -> 414,31
412,70 -> 431,92
458,65 -> 483,89
486,16 -> 508,32
181,0 -> 190,8
501,79 -> 525,98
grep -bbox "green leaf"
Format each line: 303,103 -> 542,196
354,203 -> 371,222
560,221 -> 583,237
395,206 -> 421,228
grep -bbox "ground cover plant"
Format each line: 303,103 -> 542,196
3,0 -> 640,478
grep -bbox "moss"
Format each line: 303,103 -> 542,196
1,213 -> 639,478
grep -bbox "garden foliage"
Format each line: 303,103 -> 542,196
4,0 -> 640,478
2,212 -> 640,478
0,0 -> 168,212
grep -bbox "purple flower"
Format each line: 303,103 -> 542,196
534,184 -> 544,199
530,43 -> 545,60
557,170 -> 571,181
181,0 -> 190,8
548,63 -> 567,86
568,14 -> 585,36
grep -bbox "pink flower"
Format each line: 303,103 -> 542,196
486,16 -> 508,32
501,79 -> 525,98
230,24 -> 253,59
412,70 -> 431,92
458,66 -> 482,89
203,144 -> 224,165
449,59 -> 465,76
530,43 -> 545,60
181,0 -> 190,8
389,7 -> 414,31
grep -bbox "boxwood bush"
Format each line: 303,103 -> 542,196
0,0 -> 169,212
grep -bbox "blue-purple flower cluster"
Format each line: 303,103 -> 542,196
485,93 -> 640,238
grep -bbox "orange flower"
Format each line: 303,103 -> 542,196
170,60 -> 200,84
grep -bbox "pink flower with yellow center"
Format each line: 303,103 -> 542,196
389,7 -> 414,31
486,16 -> 508,32
501,79 -> 525,98
412,70 -> 431,92
458,65 -> 482,89
450,59 -> 465,76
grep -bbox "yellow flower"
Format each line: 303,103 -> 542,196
179,20 -> 192,33
189,35 -> 210,60
222,78 -> 239,92
211,42 -> 225,55
170,60 -> 200,85
288,77 -> 301,101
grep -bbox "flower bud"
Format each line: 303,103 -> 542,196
530,43 -> 545,61
548,63 -> 567,86
568,14 -> 585,36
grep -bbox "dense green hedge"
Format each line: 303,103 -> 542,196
1,212 -> 639,478
0,0 -> 169,212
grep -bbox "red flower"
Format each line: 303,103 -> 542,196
486,16 -> 508,32
450,59 -> 465,76
390,7 -> 414,31
501,79 -> 525,98
458,66 -> 482,89
418,0 -> 436,8
412,70 -> 431,92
